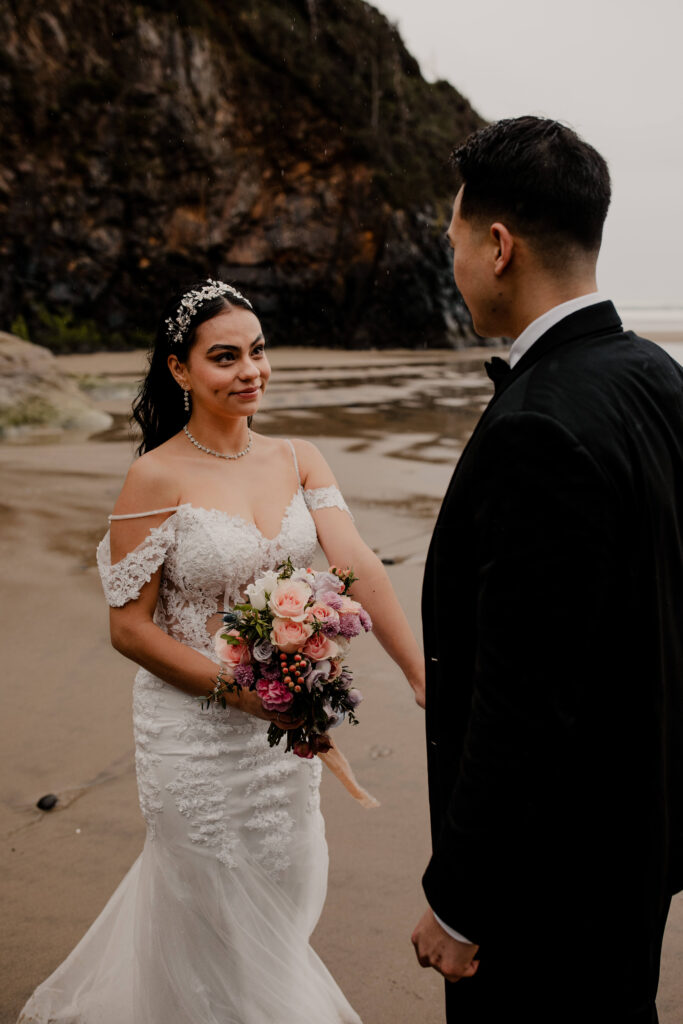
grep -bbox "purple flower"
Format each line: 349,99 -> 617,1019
359,609 -> 372,632
346,688 -> 363,708
310,572 -> 344,597
233,664 -> 254,688
253,639 -> 275,662
323,705 -> 346,729
303,659 -> 331,691
259,663 -> 281,682
318,590 -> 343,611
339,667 -> 354,689
337,613 -> 362,638
322,621 -> 340,638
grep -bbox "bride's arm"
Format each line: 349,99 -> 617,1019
293,439 -> 426,707
106,458 -> 292,724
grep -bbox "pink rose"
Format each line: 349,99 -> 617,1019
338,595 -> 362,614
270,617 -> 313,653
328,659 -> 343,680
305,602 -> 341,631
302,632 -> 339,662
268,579 -> 312,621
256,677 -> 294,713
214,628 -> 251,667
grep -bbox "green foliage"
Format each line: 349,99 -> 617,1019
0,397 -> 56,429
16,305 -> 153,354
35,307 -> 104,352
10,315 -> 30,341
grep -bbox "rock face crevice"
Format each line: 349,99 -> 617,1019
1,0 -> 484,350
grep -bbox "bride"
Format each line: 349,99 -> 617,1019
18,279 -> 425,1024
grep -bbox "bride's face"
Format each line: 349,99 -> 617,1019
171,307 -> 271,419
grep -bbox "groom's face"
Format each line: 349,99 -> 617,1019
447,187 -> 498,338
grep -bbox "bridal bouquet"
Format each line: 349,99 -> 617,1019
205,558 -> 372,758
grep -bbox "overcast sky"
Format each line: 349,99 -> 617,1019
371,0 -> 683,308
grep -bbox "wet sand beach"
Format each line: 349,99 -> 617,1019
2,341 -> 682,1023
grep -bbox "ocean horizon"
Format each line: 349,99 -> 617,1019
617,304 -> 683,336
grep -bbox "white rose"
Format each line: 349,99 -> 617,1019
245,569 -> 280,610
335,636 -> 351,656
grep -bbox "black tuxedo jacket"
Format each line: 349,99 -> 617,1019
421,302 -> 683,1014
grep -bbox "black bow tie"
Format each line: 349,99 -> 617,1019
485,356 -> 511,389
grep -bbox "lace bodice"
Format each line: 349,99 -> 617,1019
96,475 -> 351,656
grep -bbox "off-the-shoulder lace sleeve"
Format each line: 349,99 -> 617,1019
303,485 -> 353,519
96,518 -> 177,607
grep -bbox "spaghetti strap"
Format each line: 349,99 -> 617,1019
109,505 -> 182,521
286,439 -> 302,486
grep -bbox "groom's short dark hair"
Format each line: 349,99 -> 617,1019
452,116 -> 611,257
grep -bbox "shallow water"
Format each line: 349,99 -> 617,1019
68,348 -> 496,460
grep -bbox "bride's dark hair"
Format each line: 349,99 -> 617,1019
132,281 -> 255,455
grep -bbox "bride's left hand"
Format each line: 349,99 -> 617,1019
271,710 -> 306,730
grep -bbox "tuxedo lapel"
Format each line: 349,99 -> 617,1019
433,302 -> 623,528
492,300 -> 622,401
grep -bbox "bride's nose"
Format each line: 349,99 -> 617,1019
238,355 -> 260,380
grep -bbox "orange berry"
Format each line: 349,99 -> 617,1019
294,685 -> 301,693
284,676 -> 292,685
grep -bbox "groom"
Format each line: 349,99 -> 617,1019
412,117 -> 683,1022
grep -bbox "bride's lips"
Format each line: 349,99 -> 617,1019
232,386 -> 261,399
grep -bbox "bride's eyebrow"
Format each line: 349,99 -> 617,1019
206,333 -> 264,355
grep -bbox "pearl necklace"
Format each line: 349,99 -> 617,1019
183,424 -> 253,460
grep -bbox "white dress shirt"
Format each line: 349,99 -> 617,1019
509,291 -> 604,368
431,290 -> 606,946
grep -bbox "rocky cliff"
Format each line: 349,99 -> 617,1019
0,332 -> 113,435
0,0 -> 484,350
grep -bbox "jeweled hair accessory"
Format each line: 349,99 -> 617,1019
165,279 -> 253,347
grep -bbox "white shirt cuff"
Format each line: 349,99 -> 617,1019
432,911 -> 473,945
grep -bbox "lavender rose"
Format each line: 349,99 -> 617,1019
323,705 -> 346,729
252,638 -> 275,663
310,571 -> 345,597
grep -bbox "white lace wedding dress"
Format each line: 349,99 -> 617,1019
18,442 -> 362,1024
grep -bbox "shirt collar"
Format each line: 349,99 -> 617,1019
509,292 -> 605,369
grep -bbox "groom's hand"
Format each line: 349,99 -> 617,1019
411,908 -> 480,983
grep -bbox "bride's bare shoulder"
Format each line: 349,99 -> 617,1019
112,443 -> 182,516
287,438 -> 337,489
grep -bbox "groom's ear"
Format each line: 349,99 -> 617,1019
490,222 -> 514,276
